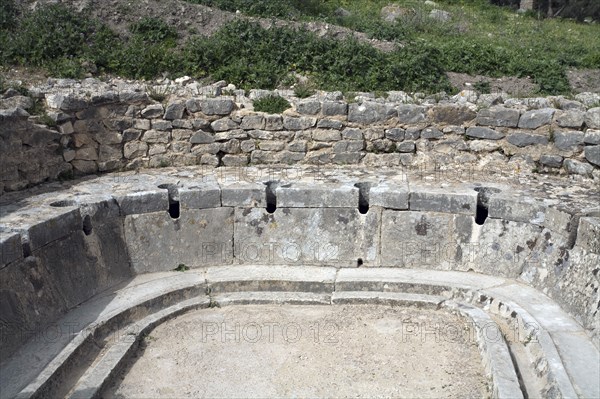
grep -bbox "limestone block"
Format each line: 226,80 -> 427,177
296,100 -> 321,115
421,127 -> 444,139
554,131 -> 584,151
540,155 -> 563,168
476,106 -> 520,127
321,101 -> 348,116
200,99 -> 235,115
385,128 -> 405,141
283,116 -> 317,130
163,101 -> 185,120
179,181 -> 221,209
397,105 -> 426,124
576,217 -> 600,254
429,105 -> 476,124
142,129 -> 169,143
211,118 -> 238,132
397,141 -> 416,153
342,128 -> 363,140
114,190 -> 169,215
221,183 -> 266,207
518,108 -> 555,129
151,120 -> 172,131
258,141 -> 286,151
370,182 -> 409,210
264,114 -> 284,130
140,104 -> 164,119
222,154 -> 249,166
348,102 -> 396,124
71,160 -> 98,174
240,114 -> 265,130
313,129 -> 342,142
380,210 -> 470,269
507,133 -> 549,147
124,208 -> 234,273
584,130 -> 600,145
410,185 -> 478,215
124,141 -> 148,159
276,183 -> 358,208
0,231 -> 22,267
98,144 -> 122,162
234,207 -> 380,266
333,140 -> 364,153
332,152 -> 364,164
75,146 -> 98,161
488,194 -> 549,225
584,145 -> 600,167
466,127 -> 504,140
25,208 -> 82,252
564,159 -> 594,176
317,119 -> 343,129
190,131 -> 215,144
554,110 -> 585,128
585,107 -> 600,129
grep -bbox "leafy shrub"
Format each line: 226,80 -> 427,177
294,82 -> 316,98
130,17 -> 178,44
253,95 -> 291,113
184,20 -> 452,93
0,0 -> 18,30
185,0 -> 330,18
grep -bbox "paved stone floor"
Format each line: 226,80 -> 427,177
105,305 -> 489,398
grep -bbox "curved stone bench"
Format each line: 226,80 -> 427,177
1,266 -> 597,398
1,167 -> 598,398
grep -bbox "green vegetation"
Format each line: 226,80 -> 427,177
0,0 -> 598,94
253,95 -> 291,113
174,264 -> 190,272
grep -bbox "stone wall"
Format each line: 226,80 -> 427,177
1,79 -> 599,193
1,168 -> 599,358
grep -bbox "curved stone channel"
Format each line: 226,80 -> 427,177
0,167 -> 598,398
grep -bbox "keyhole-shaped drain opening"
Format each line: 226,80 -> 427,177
474,187 -> 501,226
355,182 -> 371,214
158,183 -> 181,219
357,258 -> 364,267
82,215 -> 93,236
265,181 -> 278,214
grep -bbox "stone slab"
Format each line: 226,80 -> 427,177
0,231 -> 22,267
275,183 -> 358,208
114,190 -> 169,216
207,265 -> 336,294
409,185 -> 478,215
124,208 -> 234,273
369,182 -> 409,210
576,217 -> 600,254
221,183 -> 266,207
233,207 -> 380,266
179,180 -> 221,209
25,208 -> 82,252
488,194 -> 550,225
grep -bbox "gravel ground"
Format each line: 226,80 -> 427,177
104,304 -> 490,398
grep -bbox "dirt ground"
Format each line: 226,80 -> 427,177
104,304 -> 490,399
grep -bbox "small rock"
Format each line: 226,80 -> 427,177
466,127 -> 504,140
429,9 -> 451,22
564,159 -> 593,176
584,145 -> 600,167
540,154 -> 563,168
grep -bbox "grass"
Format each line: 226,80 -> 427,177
253,95 -> 291,113
0,0 -> 598,94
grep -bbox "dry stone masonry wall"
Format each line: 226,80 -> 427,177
1,78 -> 600,193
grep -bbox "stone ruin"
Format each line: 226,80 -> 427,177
0,78 -> 599,398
